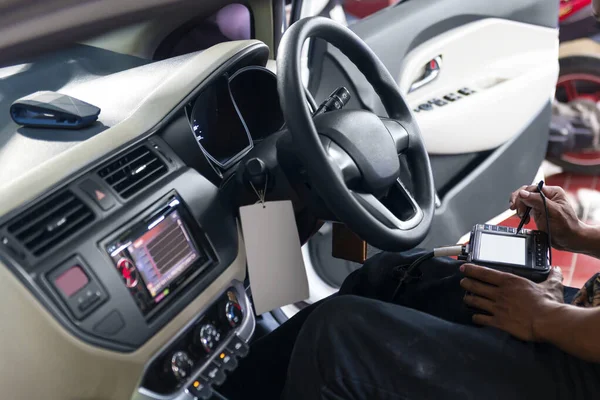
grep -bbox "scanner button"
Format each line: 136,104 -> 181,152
491,226 -> 498,231
499,226 -> 508,232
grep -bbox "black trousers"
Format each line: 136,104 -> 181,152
223,250 -> 600,400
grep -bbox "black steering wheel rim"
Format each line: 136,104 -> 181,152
277,16 -> 435,251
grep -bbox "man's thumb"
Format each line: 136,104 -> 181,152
548,266 -> 563,282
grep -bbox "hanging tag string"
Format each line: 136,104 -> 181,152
249,175 -> 268,208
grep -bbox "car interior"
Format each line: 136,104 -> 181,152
0,0 -> 559,399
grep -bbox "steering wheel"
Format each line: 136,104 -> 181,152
277,17 -> 435,251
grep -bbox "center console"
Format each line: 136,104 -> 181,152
136,281 -> 254,400
0,138 -> 254,399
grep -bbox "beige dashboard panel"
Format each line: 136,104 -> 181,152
0,39 -> 267,219
0,230 -> 246,400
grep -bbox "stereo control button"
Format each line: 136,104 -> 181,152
226,336 -> 249,358
77,289 -> 102,312
201,362 -> 226,386
117,258 -> 138,288
214,349 -> 238,372
188,377 -> 213,400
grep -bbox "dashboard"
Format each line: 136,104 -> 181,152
0,40 -> 280,400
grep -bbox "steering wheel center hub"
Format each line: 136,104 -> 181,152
314,110 -> 400,193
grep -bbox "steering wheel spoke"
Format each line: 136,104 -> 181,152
321,136 -> 361,188
351,179 -> 423,230
380,118 -> 410,154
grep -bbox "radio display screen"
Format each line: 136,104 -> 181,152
128,210 -> 199,298
107,197 -> 209,315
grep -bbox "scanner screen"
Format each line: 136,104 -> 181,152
478,233 -> 526,265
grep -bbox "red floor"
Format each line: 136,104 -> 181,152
498,172 -> 600,288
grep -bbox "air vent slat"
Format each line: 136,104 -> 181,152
28,211 -> 94,255
22,203 -> 86,247
98,145 -> 168,199
9,195 -> 77,237
100,149 -> 151,181
5,190 -> 94,257
119,164 -> 168,198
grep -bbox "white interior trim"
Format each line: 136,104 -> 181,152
400,19 -> 559,155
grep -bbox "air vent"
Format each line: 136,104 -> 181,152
98,145 -> 167,199
7,191 -> 94,256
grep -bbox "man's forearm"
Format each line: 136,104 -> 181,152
535,302 -> 600,362
574,223 -> 600,258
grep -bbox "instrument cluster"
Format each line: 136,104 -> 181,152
186,66 -> 284,170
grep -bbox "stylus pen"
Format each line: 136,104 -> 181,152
515,181 -> 544,234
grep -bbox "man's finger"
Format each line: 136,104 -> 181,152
460,278 -> 498,300
464,294 -> 495,313
473,314 -> 497,327
460,264 -> 507,285
516,201 -> 529,218
510,185 -> 535,209
518,190 -> 545,209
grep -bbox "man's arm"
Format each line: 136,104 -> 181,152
535,302 -> 600,363
460,264 -> 600,363
576,223 -> 600,259
511,184 -> 600,257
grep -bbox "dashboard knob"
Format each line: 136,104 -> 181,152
223,301 -> 243,328
195,323 -> 221,353
167,351 -> 194,382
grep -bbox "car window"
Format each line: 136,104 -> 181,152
294,0 -> 403,26
154,3 -> 252,60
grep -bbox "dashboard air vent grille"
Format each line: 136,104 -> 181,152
7,191 -> 94,256
98,145 -> 167,199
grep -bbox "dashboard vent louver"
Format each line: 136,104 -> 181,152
7,191 -> 94,256
98,145 -> 167,199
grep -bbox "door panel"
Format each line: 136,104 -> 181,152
402,19 -> 558,154
307,0 -> 559,251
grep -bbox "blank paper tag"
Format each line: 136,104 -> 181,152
239,200 -> 309,315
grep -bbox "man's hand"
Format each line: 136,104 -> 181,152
460,264 -> 564,341
509,185 -> 582,252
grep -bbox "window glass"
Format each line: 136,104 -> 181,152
291,0 -> 402,26
155,3 -> 252,60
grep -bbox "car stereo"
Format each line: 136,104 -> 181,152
106,195 -> 213,317
462,224 -> 550,282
